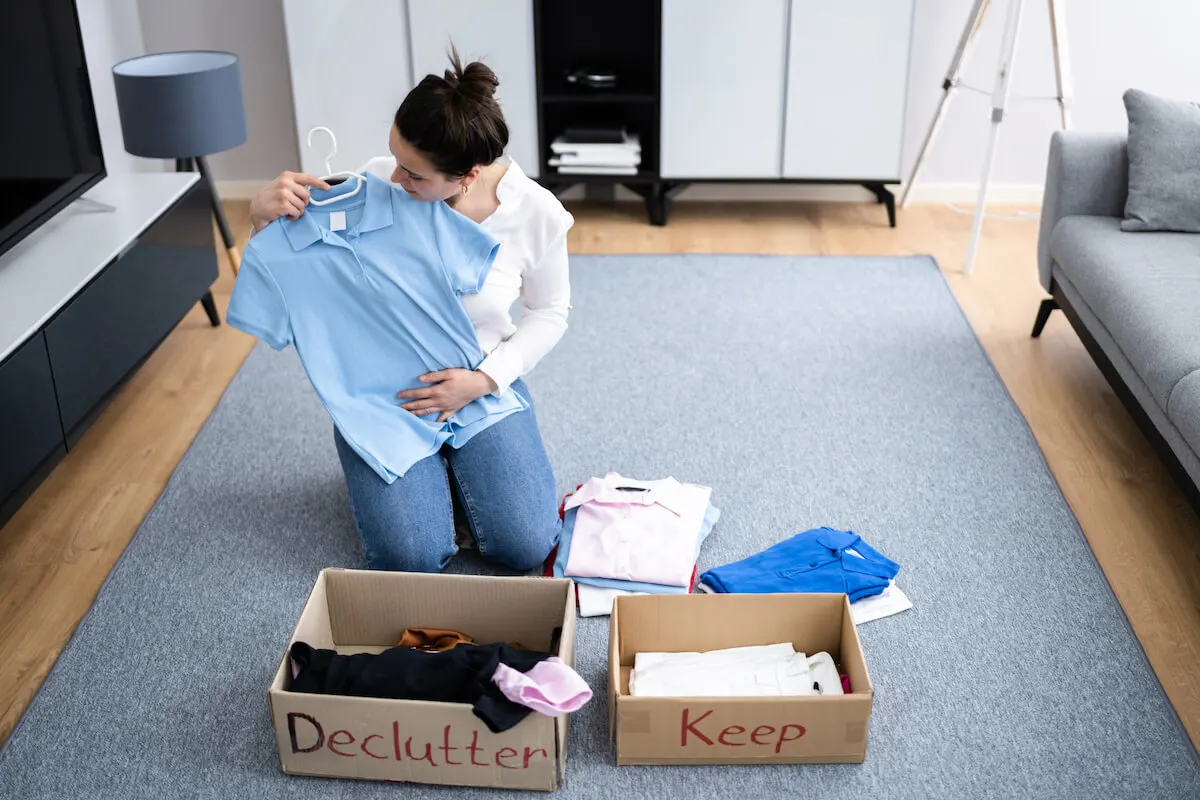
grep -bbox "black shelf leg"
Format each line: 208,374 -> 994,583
1031,298 -> 1057,338
176,158 -> 224,325
646,184 -> 667,226
194,155 -> 242,278
863,183 -> 896,227
199,291 -> 220,327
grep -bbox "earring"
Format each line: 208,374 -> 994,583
461,182 -> 470,196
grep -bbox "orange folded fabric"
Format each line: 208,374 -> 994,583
398,627 -> 476,652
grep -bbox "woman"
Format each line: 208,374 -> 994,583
248,53 -> 572,574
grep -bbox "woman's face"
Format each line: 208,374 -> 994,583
387,125 -> 477,204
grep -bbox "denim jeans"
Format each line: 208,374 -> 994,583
334,379 -> 560,572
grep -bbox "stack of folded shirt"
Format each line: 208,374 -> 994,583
698,527 -> 912,624
544,473 -> 719,617
629,643 -> 844,697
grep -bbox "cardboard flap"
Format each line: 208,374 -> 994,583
554,579 -> 577,784
324,569 -> 571,648
291,569 -> 336,650
614,593 -> 845,665
840,595 -> 874,696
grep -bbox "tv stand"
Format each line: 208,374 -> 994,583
0,172 -> 219,528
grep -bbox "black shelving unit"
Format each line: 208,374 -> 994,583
533,0 -> 669,223
533,0 -> 898,228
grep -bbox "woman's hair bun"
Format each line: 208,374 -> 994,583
444,45 -> 499,104
394,44 -> 509,177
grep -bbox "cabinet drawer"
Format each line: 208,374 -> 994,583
44,183 -> 216,438
783,0 -> 914,180
0,332 -> 64,508
660,0 -> 789,178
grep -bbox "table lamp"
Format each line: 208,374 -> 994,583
112,50 -> 247,275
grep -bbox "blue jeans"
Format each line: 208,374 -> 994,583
334,379 -> 560,572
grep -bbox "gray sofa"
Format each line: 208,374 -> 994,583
1033,130 -> 1200,510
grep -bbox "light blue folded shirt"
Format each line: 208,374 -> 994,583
227,173 -> 528,483
554,504 -> 720,593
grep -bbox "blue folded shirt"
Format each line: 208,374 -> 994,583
699,527 -> 899,601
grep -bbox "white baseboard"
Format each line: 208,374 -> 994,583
902,183 -> 1044,205
216,178 -> 1044,206
542,181 -> 1044,206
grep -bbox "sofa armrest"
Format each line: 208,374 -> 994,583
1037,131 -> 1129,291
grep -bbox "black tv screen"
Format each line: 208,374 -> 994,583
0,0 -> 104,260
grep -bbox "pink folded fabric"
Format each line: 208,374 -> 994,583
563,473 -> 711,587
491,656 -> 592,716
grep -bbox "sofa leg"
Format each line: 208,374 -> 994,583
1031,298 -> 1058,337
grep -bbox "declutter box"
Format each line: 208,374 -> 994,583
609,593 -> 874,765
268,568 -> 577,791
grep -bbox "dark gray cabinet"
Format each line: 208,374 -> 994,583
0,332 -> 64,522
45,184 -> 215,442
0,179 -> 217,526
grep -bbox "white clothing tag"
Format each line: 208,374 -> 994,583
329,210 -> 347,231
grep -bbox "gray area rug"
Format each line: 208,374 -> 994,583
1,255 -> 1196,799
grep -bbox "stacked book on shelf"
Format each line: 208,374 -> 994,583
549,127 -> 641,176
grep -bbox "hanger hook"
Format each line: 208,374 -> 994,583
306,126 -> 337,175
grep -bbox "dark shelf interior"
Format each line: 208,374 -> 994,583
534,0 -> 661,183
542,93 -> 656,105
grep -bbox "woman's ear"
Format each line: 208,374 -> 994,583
460,165 -> 482,193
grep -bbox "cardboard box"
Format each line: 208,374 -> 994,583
609,593 -> 873,765
268,568 -> 577,791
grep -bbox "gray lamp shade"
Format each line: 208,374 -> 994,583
112,51 -> 247,159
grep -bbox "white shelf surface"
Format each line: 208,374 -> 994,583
0,172 -> 199,363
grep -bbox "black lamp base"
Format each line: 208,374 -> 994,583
176,156 -> 238,328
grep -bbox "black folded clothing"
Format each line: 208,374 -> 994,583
288,640 -> 552,733
562,126 -> 627,144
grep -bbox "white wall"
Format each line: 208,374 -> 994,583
76,0 -> 159,176
136,0 -> 299,181
905,0 -> 1200,187
126,0 -> 1200,194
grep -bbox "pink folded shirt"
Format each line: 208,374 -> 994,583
491,657 -> 592,716
563,473 -> 711,588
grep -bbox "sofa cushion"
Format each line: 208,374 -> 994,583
1049,215 -> 1200,410
1168,370 -> 1200,460
1121,88 -> 1200,233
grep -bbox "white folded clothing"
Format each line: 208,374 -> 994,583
629,643 -> 844,697
577,585 -> 643,617
552,164 -> 639,176
551,134 -> 641,154
849,581 -> 913,624
551,152 -> 641,167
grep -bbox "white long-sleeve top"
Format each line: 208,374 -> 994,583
361,156 -> 573,394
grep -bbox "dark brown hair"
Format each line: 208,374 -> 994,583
393,46 -> 508,178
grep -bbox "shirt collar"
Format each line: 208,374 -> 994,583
496,158 -> 521,205
282,172 -> 394,251
564,473 -> 695,517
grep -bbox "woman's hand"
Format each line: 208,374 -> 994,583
398,369 -> 498,422
249,171 -> 331,232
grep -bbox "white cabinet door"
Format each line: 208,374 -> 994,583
783,0 -> 914,180
282,0 -> 412,176
407,0 -> 540,178
660,0 -> 789,179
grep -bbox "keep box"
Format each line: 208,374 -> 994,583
608,592 -> 874,765
268,568 -> 577,791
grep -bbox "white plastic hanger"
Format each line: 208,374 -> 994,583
306,126 -> 365,205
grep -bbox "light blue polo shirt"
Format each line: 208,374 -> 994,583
227,172 -> 528,483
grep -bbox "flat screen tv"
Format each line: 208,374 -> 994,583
0,0 -> 105,261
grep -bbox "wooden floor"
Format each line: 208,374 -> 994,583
1,199 -> 1198,751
